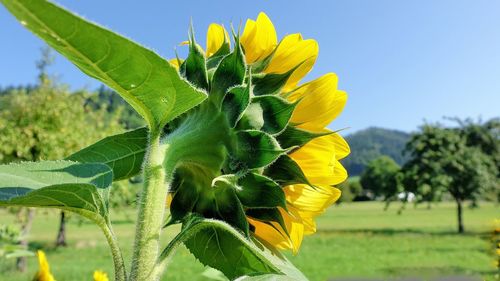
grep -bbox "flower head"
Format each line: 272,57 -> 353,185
168,12 -> 349,254
33,250 -> 56,281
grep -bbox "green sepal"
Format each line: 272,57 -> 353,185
249,46 -> 278,73
211,177 -> 250,236
237,173 -> 287,209
206,42 -> 231,70
67,127 -> 148,181
169,167 -> 249,235
181,31 -> 209,90
251,69 -> 295,97
230,130 -> 286,170
246,208 -> 289,238
168,165 -> 205,223
210,40 -> 246,105
237,95 -> 296,135
264,155 -> 310,186
277,126 -> 331,149
222,85 -> 250,128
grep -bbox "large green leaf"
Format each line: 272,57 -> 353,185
0,160 -> 112,220
159,216 -> 307,280
1,0 -> 207,130
67,127 -> 148,181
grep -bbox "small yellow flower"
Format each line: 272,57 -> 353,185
93,270 -> 109,281
33,250 -> 56,281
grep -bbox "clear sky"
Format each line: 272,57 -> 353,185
1,0 -> 499,133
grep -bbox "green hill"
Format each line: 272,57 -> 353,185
341,127 -> 411,176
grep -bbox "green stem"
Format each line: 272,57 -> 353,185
129,131 -> 169,281
152,218 -> 203,279
97,219 -> 127,281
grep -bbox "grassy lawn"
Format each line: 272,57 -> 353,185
0,201 -> 498,280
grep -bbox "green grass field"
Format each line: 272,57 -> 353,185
1,201 -> 498,280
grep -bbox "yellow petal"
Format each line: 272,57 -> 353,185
290,134 -> 348,185
264,34 -> 319,91
168,58 -> 182,70
331,133 -> 350,160
241,12 -> 277,63
288,73 -> 347,131
284,184 -> 341,214
279,207 -> 305,254
206,23 -> 229,57
248,217 -> 291,250
248,209 -> 305,254
35,250 -> 56,281
166,193 -> 173,208
93,270 -> 109,281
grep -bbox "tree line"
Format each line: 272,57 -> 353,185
343,118 -> 500,233
0,48 -> 142,272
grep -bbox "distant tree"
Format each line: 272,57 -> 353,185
85,85 -> 145,129
402,122 -> 498,233
337,178 -> 363,203
0,48 -> 123,269
360,156 -> 402,208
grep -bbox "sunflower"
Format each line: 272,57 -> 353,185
169,12 -> 349,254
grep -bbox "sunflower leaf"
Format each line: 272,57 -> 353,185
159,215 -> 307,280
1,0 -> 207,130
67,127 -> 148,181
0,161 -> 112,221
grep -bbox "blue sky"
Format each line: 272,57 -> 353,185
1,0 -> 499,133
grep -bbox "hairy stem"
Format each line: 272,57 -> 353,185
97,218 -> 127,281
129,131 -> 169,281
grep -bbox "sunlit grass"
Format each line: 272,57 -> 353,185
0,201 -> 498,280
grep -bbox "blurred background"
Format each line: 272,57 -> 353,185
0,1 -> 499,280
